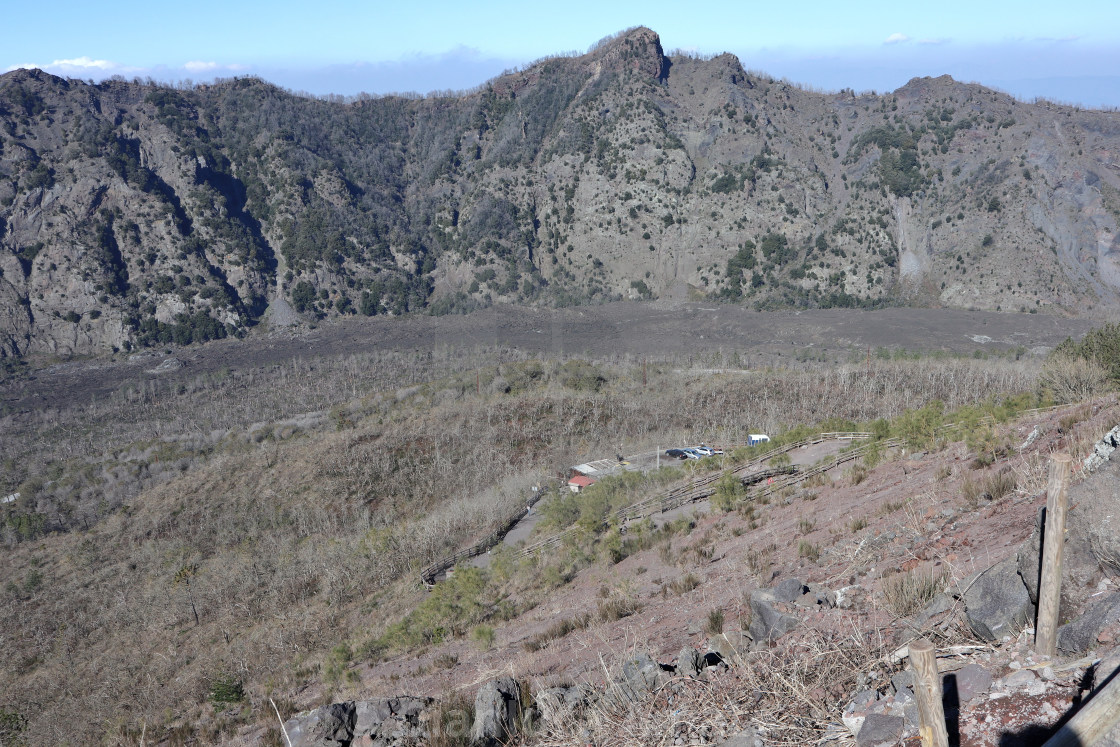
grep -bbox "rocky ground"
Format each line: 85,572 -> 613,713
264,398 -> 1120,746
0,302 -> 1089,415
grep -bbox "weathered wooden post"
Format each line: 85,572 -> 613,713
1035,453 -> 1072,656
909,638 -> 949,747
1042,667 -> 1120,747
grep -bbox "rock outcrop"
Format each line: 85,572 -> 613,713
961,556 -> 1036,641
282,697 -> 433,747
6,27 -> 1120,359
470,676 -> 522,747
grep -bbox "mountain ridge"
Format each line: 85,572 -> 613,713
2,27 -> 1120,358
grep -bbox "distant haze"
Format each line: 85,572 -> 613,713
7,0 -> 1120,107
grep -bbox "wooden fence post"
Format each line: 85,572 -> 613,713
1036,453 -> 1072,656
910,638 -> 949,747
1042,666 -> 1120,747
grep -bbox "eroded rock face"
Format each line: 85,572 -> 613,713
6,34 -> 1120,360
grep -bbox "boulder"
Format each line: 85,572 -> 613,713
857,713 -> 905,747
842,689 -> 879,736
618,652 -> 670,697
708,631 -> 752,664
1082,425 -> 1120,473
1091,650 -> 1120,691
836,584 -> 868,610
951,663 -> 993,703
677,646 -> 705,678
795,587 -> 837,609
471,676 -> 522,747
772,577 -> 808,602
912,593 -> 954,628
890,671 -> 914,694
352,697 -> 432,746
962,556 -> 1035,641
283,702 -> 356,747
1057,591 -> 1120,654
1019,455 -> 1120,616
748,590 -> 800,644
535,685 -> 590,727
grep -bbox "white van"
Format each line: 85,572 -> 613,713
748,434 -> 770,447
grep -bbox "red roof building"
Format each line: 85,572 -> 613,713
568,475 -> 597,492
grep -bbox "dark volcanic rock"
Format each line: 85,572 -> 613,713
471,676 -> 522,747
856,713 -> 905,747
284,702 -> 355,747
748,589 -> 800,644
1057,591 -> 1120,654
962,556 -> 1035,641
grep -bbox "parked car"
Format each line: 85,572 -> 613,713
665,448 -> 688,459
680,448 -> 703,459
693,446 -> 722,456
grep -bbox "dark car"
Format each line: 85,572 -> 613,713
665,448 -> 687,459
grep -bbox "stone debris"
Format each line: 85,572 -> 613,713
715,726 -> 764,747
1082,425 -> 1120,473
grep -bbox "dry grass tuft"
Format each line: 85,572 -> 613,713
523,614 -> 592,652
797,540 -> 819,563
705,608 -> 726,635
984,469 -> 1018,502
881,569 -> 949,617
847,464 -> 869,486
597,597 -> 644,622
663,573 -> 702,596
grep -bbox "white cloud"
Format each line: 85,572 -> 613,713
184,60 -> 219,73
884,33 -> 910,45
50,56 -> 117,70
6,56 -> 136,75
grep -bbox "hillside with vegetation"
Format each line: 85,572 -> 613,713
3,27 -> 1120,358
2,317 -> 1119,743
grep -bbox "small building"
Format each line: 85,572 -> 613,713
568,475 -> 597,493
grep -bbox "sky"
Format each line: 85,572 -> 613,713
7,0 -> 1120,108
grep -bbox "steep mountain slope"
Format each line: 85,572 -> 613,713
2,26 -> 1120,357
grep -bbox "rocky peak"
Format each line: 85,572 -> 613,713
589,26 -> 668,80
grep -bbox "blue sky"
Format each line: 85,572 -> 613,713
8,0 -> 1120,107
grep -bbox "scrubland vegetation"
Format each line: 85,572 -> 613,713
0,333 -> 1116,744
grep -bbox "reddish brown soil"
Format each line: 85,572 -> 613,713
343,399 -> 1119,741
